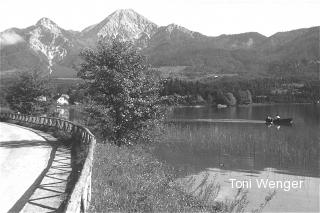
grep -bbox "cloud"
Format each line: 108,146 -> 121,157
0,31 -> 25,46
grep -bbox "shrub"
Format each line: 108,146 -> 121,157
5,70 -> 52,115
79,39 -> 166,146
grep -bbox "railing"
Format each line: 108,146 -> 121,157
0,112 -> 96,213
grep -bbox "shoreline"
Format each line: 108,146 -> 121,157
174,102 -> 316,108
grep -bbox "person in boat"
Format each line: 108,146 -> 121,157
266,116 -> 273,123
275,114 -> 281,120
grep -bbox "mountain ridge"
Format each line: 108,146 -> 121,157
1,9 -> 319,79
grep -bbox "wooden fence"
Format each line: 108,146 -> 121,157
0,113 -> 96,213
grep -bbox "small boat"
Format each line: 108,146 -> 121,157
265,117 -> 293,125
217,104 -> 227,109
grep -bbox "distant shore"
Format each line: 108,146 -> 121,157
174,102 -> 316,108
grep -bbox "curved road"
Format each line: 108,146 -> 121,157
0,122 -> 56,213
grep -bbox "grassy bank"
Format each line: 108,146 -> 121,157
89,141 -> 251,213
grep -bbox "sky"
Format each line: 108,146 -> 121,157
0,0 -> 319,36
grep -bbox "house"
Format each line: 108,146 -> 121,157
271,88 -> 288,95
36,95 -> 47,102
57,94 -> 69,105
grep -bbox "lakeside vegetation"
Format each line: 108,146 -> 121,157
161,77 -> 320,106
90,141 -> 254,212
159,123 -> 318,177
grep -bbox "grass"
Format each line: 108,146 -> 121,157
160,123 -> 318,172
89,141 -> 250,213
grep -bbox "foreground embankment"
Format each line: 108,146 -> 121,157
89,142 -> 249,212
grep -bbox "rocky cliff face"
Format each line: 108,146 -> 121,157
29,18 -> 73,73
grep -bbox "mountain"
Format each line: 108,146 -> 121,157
145,24 -> 210,66
80,9 -> 158,48
0,9 -> 319,80
211,32 -> 267,50
258,27 -> 320,78
0,17 -> 85,77
0,28 -> 47,74
259,28 -> 311,52
145,25 -> 267,78
146,25 -> 319,79
148,24 -> 206,47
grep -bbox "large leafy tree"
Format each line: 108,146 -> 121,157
5,70 -> 51,115
79,39 -> 165,145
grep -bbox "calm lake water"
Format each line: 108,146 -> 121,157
155,104 -> 320,212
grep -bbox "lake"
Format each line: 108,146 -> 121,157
155,104 -> 320,212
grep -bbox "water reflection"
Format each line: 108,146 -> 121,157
157,122 -> 319,178
156,104 -> 320,212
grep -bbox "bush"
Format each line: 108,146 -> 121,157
5,70 -> 52,115
79,39 -> 166,146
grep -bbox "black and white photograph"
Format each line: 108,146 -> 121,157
0,0 -> 319,212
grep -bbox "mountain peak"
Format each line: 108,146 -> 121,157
36,17 -> 56,26
36,17 -> 61,34
162,23 -> 200,37
113,8 -> 136,14
105,8 -> 156,26
110,8 -> 148,18
166,23 -> 190,32
81,8 -> 158,46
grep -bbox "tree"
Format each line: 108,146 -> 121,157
224,92 -> 237,106
79,39 -> 165,146
5,70 -> 51,115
